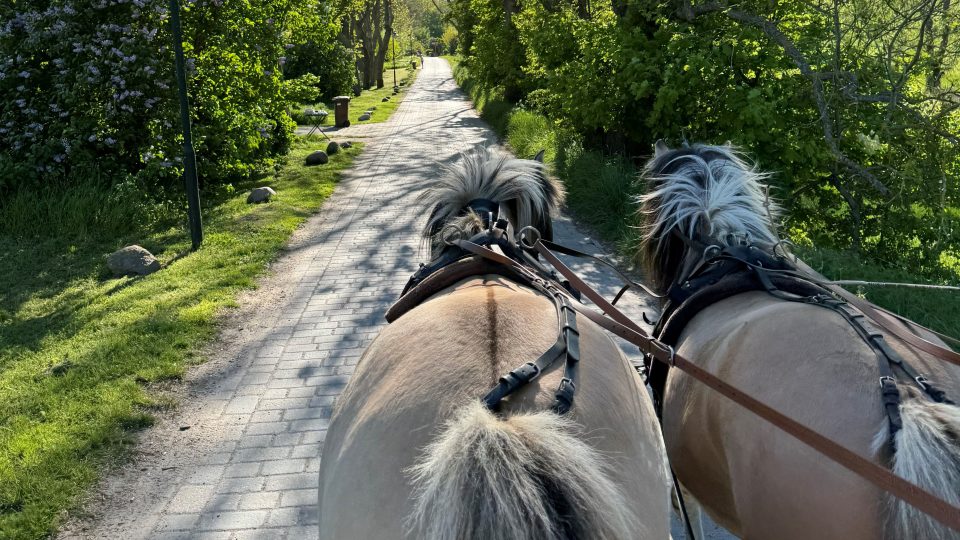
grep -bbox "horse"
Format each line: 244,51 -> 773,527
318,148 -> 672,540
637,141 -> 960,540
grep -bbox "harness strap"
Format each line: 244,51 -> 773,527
553,291 -> 580,415
730,259 -> 960,369
454,240 -> 582,414
537,239 -> 664,299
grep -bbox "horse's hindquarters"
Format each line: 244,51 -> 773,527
662,292 -> 890,540
318,280 -> 671,539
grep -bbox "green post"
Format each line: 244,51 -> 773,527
169,0 -> 203,251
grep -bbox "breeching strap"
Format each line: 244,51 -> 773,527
527,241 -> 960,533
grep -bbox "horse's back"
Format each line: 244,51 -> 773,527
319,277 -> 670,539
665,291 -> 894,538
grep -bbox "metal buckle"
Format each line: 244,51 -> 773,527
915,375 -> 929,390
650,340 -> 676,367
879,375 -> 896,388
517,226 -> 541,249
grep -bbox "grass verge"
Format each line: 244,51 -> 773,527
291,63 -> 418,127
445,55 -> 960,339
0,136 -> 361,538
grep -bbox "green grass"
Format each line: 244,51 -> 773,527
448,54 -> 960,341
291,63 -> 419,127
0,137 -> 361,538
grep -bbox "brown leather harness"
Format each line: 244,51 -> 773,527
388,217 -> 583,414
646,241 -> 955,451
389,216 -> 960,533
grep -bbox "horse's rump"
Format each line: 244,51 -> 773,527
319,278 -> 670,539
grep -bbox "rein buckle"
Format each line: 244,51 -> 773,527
650,340 -> 676,367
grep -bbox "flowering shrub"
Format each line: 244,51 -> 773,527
0,0 -> 179,192
0,0 -> 336,196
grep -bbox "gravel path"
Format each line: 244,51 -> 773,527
58,57 -> 730,539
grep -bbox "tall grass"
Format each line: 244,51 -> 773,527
0,181 -> 176,241
508,109 -> 641,250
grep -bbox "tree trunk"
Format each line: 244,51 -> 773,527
374,0 -> 394,88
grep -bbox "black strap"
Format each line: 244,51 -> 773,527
553,291 -> 580,414
481,280 -> 582,415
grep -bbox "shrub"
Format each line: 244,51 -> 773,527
284,42 -> 355,102
0,0 -> 341,200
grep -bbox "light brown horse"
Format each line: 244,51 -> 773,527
318,149 -> 672,540
638,141 -> 960,540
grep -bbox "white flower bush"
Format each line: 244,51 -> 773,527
0,0 -> 314,194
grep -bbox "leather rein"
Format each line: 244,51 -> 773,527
434,232 -> 960,533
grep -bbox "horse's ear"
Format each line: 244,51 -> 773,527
533,149 -> 546,163
654,139 -> 669,158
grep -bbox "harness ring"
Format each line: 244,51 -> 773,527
517,226 -> 542,250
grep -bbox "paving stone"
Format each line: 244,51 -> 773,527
197,509 -> 269,531
154,513 -> 201,531
261,458 -> 308,476
279,489 -> 318,507
166,485 -> 217,514
264,472 -> 315,492
238,491 -> 281,510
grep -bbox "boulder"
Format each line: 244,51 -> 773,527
358,113 -> 371,121
305,151 -> 328,166
369,106 -> 377,111
381,97 -> 390,102
340,142 -> 352,149
326,141 -> 340,155
107,245 -> 161,277
247,186 -> 276,203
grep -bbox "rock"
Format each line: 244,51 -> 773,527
381,97 -> 389,102
246,186 -> 276,203
47,359 -> 73,377
326,141 -> 340,155
305,151 -> 328,166
364,110 -> 373,115
340,142 -> 352,149
369,106 -> 376,111
107,245 -> 161,276
358,113 -> 371,121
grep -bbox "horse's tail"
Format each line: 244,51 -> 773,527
408,401 -> 637,540
885,392 -> 960,540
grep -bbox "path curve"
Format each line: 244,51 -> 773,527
58,58 -> 722,539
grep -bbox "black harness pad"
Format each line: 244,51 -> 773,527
648,248 -> 824,412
